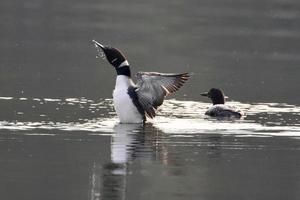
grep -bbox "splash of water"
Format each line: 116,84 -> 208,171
92,40 -> 106,60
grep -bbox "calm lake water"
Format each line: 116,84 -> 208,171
0,0 -> 299,200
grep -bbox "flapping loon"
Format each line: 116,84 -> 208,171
93,40 -> 189,123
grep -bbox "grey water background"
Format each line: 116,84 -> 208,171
0,0 -> 300,200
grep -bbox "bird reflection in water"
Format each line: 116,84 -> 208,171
89,123 -> 167,200
89,123 -> 224,200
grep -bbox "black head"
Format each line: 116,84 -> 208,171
201,88 -> 225,105
93,40 -> 131,77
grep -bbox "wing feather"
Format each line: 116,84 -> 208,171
134,72 -> 189,118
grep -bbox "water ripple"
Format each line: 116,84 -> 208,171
0,97 -> 299,137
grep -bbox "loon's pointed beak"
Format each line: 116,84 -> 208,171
92,39 -> 106,50
200,92 -> 209,97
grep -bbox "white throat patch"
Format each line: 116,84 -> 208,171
118,60 -> 129,68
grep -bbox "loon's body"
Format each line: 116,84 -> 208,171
205,104 -> 242,118
201,88 -> 243,118
93,40 -> 189,123
113,76 -> 144,123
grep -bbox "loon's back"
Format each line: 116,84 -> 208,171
205,104 -> 242,118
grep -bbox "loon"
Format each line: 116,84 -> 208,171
201,88 -> 243,118
92,40 -> 189,124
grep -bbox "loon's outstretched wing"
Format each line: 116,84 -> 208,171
134,72 -> 189,118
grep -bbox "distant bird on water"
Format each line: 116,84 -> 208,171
201,88 -> 243,118
92,40 -> 189,124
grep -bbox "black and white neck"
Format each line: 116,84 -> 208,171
115,60 -> 131,77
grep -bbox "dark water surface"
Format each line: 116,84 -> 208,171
0,98 -> 299,200
0,0 -> 300,200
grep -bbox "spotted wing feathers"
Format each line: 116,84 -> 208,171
205,105 -> 243,118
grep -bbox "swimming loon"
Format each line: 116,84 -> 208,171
93,40 -> 189,123
201,88 -> 243,118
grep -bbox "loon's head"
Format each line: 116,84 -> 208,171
93,40 -> 131,77
201,88 -> 225,105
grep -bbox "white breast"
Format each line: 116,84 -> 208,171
113,75 -> 144,123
